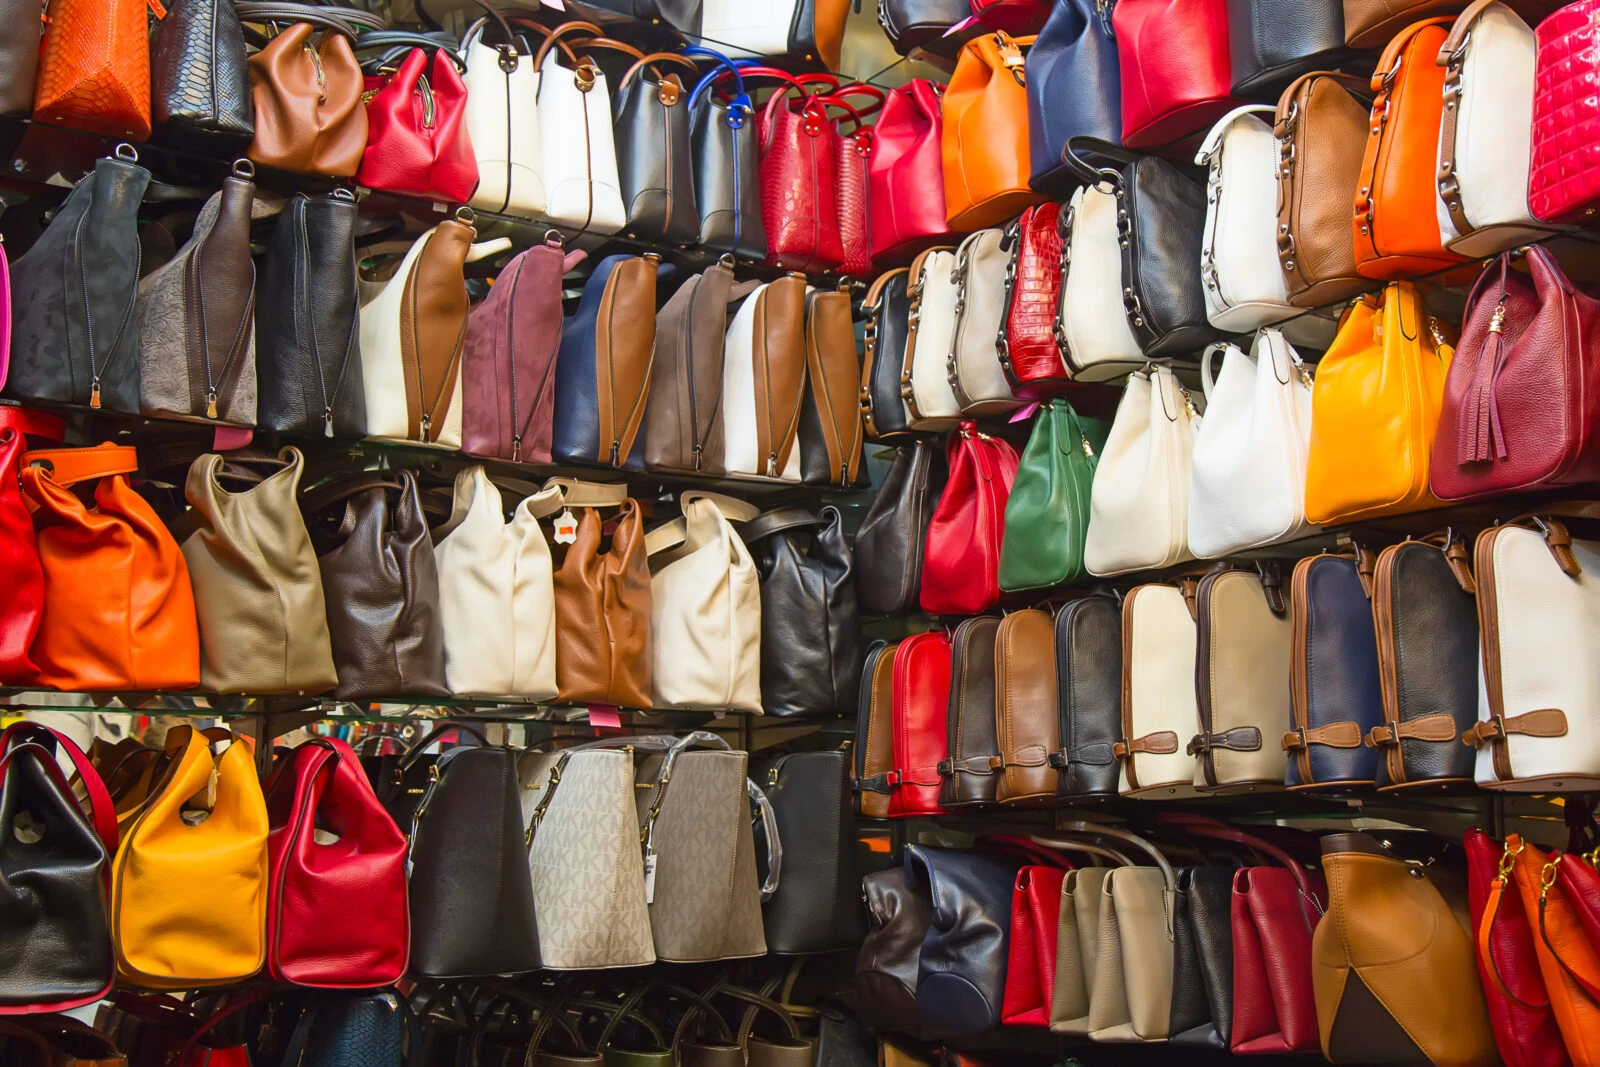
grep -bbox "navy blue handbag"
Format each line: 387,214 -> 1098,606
907,845 -> 1021,1035
1284,552 -> 1383,790
1025,0 -> 1123,194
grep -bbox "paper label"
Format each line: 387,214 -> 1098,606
1009,402 -> 1041,424
587,706 -> 622,728
553,509 -> 578,544
644,848 -> 658,903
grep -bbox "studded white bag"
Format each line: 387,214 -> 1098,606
1059,182 -> 1146,383
948,228 -> 1022,417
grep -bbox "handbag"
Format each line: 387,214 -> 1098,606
902,248 -> 963,432
853,640 -> 899,819
137,165 -> 258,426
1117,580 -> 1203,799
553,253 -> 664,470
939,616 -> 1002,809
1107,151 -> 1218,359
1434,247 -> 1600,501
1305,283 -> 1456,524
886,631 -> 952,818
240,5 -> 374,177
999,203 -> 1068,399
855,441 -> 941,615
878,0 -> 968,54
1112,0 -> 1237,151
754,750 -> 862,954
1053,594 -> 1123,801
356,46 -> 478,203
949,229 -> 1021,416
1187,331 -> 1316,559
279,993 -> 413,1067
942,31 -> 1046,230
854,866 -> 932,1030
1001,859 -> 1068,1028
999,400 -> 1109,593
799,287 -> 866,486
869,80 -> 952,260
699,0 -> 801,57
1026,0 -> 1121,193
22,444 -> 200,692
552,496 -> 653,708
179,448 -> 338,695
462,14 -> 542,217
744,506 -> 860,719
1284,551 -> 1383,790
994,608 -> 1062,805
1084,367 -> 1200,577
1227,0 -> 1346,97
112,727 -> 267,989
920,423 -> 1019,615
906,846 -> 1022,1034
0,0 -> 40,117
754,68 -> 848,274
688,50 -> 767,261
1366,535 -> 1479,791
1191,566 -> 1291,793
1530,0 -> 1600,222
300,471 -> 448,700
822,84 -> 880,279
363,721 -> 487,830
861,268 -> 914,439
150,0 -> 254,150
0,409 -> 62,685
1045,834 -> 1147,1035
1343,0 -> 1561,48
532,22 -> 629,235
1056,181 -> 1144,383
1507,837 -> 1600,1067
5,147 -> 149,415
32,0 -> 150,138
722,276 -> 807,480
613,51 -> 700,243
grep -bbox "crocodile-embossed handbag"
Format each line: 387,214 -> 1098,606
999,202 -> 1070,398
150,0 -> 255,150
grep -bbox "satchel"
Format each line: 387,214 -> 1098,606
939,617 -> 1002,809
860,269 -> 913,439
1187,331 -> 1316,559
1530,0 -> 1600,222
645,261 -> 754,476
462,14 -> 542,217
1117,581 -> 1203,799
112,727 -> 267,989
943,32 -> 1046,230
32,0 -> 150,138
137,165 -> 258,426
552,497 -> 653,708
1305,283 -> 1456,524
853,640 -> 899,819
878,0 -> 968,54
886,631 -> 952,818
854,865 -> 931,1030
5,147 -> 149,415
855,441 -> 941,615
999,204 -> 1069,398
0,0 -> 40,117
240,6 -> 373,177
1112,0 -> 1237,151
1026,0 -> 1121,193
921,424 -> 1019,615
1190,566 -> 1290,793
994,609 -> 1061,805
532,22 -> 629,235
357,46 -> 478,203
999,400 -> 1109,593
1084,367 -> 1200,577
722,275 -> 807,480
1227,0 -> 1346,97
906,846 -> 1021,1034
688,50 -> 767,262
744,506 -> 860,719
754,750 -> 862,953
613,51 -> 700,243
1052,594 -> 1123,800
150,0 -> 254,150
22,444 -> 200,692
1285,551 -> 1383,790
1057,182 -> 1144,382
798,287 -> 866,486
948,229 -> 1021,416
0,409 -> 62,684
869,80 -> 952,260
902,248 -> 963,431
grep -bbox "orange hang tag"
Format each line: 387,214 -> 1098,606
146,0 -> 167,19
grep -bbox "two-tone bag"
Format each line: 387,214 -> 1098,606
860,267 -> 914,440
854,640 -> 900,819
722,275 -> 807,480
1118,580 -> 1203,799
1190,565 -> 1290,793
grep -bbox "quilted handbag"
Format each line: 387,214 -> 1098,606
854,441 -> 941,616
994,609 -> 1064,806
1191,566 -> 1291,794
530,21 -> 630,235
860,268 -> 914,439
687,49 -> 767,262
939,617 -> 1002,809
722,275 -> 808,480
551,496 -> 654,709
920,423 -> 1019,616
886,632 -> 953,818
1530,0 -> 1600,222
942,31 -> 1047,231
869,80 -> 952,260
1026,0 -> 1122,193
613,51 -> 701,244
999,203 -> 1069,399
1117,581 -> 1203,800
149,0 -> 254,150
903,247 -> 964,432
907,845 -> 1022,1034
854,640 -> 899,819
240,5 -> 375,178
949,228 -> 1023,416
461,14 -> 541,217
32,0 -> 151,138
1053,594 -> 1123,800
356,46 -> 478,204
998,400 -> 1110,593
753,67 -> 847,273
1056,181 -> 1145,383
1113,0 -> 1238,152
0,409 -> 62,685
1227,0 -> 1347,97
644,260 -> 752,476
798,287 -> 866,486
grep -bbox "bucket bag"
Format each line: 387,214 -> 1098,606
1227,0 -> 1346,97
1530,0 -> 1600,222
462,14 -> 542,217
1026,0 -> 1121,193
906,846 -> 1022,1034
0,409 -> 62,685
949,229 -> 1022,416
854,640 -> 899,819
1053,594 -> 1123,801
356,45 -> 478,204
903,247 -> 963,431
1000,203 -> 1068,399
531,22 -> 629,235
854,441 -> 941,615
854,865 -> 932,1030
998,400 -> 1109,593
722,276 -> 807,480
878,0 -> 968,55
860,268 -> 913,439
886,631 -> 953,818
942,31 -> 1046,230
1117,581 -> 1203,799
869,80 -> 951,260
552,497 -> 653,708
32,0 -> 151,138
1191,566 -> 1290,793
688,49 -> 767,262
613,51 -> 700,243
1506,837 -> 1600,1067
1285,551 -> 1383,790
798,287 -> 866,486
920,423 -> 1019,615
994,609 -> 1062,805
939,617 -> 1002,809
1056,181 -> 1144,383
756,750 -> 863,954
1112,0 -> 1237,152
150,0 -> 253,150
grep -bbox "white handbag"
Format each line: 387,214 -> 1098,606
1059,182 -> 1146,383
533,33 -> 626,235
1468,514 -> 1600,791
697,0 -> 801,58
1084,367 -> 1199,577
1187,329 -> 1317,558
462,17 -> 543,218
948,228 -> 1022,417
646,492 -> 763,712
904,247 -> 963,431
1117,582 -> 1203,799
722,277 -> 807,480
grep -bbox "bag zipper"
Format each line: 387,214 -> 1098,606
504,257 -> 527,460
1371,544 -> 1406,786
188,179 -> 256,421
683,273 -> 704,469
404,230 -> 468,443
604,257 -> 658,466
1289,557 -> 1313,784
73,187 -> 142,409
299,193 -> 360,437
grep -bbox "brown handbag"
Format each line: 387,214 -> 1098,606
552,496 -> 653,709
854,639 -> 900,819
239,4 -> 374,177
993,607 -> 1060,806
32,0 -> 152,139
1341,0 -> 1562,47
798,287 -> 865,487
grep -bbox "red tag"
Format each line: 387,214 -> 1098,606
587,707 -> 622,728
213,426 -> 253,451
1009,402 -> 1041,424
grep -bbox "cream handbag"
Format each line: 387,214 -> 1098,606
462,17 -> 543,218
904,247 -> 963,431
948,228 -> 1022,417
533,34 -> 626,235
645,492 -> 763,713
1084,367 -> 1199,577
697,0 -> 801,58
1191,566 -> 1291,793
1059,182 -> 1145,383
1048,839 -> 1137,1035
723,277 -> 807,480
1118,580 -> 1202,799
1187,330 -> 1317,559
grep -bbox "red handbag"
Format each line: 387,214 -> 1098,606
1432,247 -> 1600,502
920,422 -> 1019,616
869,80 -> 952,262
1229,833 -> 1326,1054
821,84 -> 885,278
1000,863 -> 1067,1026
357,47 -> 479,204
0,408 -> 63,684
265,737 -> 409,988
1112,0 -> 1238,153
1530,0 -> 1600,222
1000,202 -> 1069,398
886,631 -> 952,818
752,68 -> 847,274
969,0 -> 1053,34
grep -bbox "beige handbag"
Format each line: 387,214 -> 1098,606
1047,838 -> 1138,1035
1118,580 -> 1203,799
178,448 -> 338,694
1191,565 -> 1292,793
645,492 -> 763,712
948,228 -> 1022,417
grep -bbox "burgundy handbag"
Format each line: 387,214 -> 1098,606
969,0 -> 1053,34
1432,246 -> 1600,502
999,202 -> 1069,398
1112,0 -> 1239,152
821,84 -> 885,278
754,68 -> 848,274
885,631 -> 952,818
1530,0 -> 1600,222
869,80 -> 952,262
0,408 -> 63,684
919,423 -> 1019,617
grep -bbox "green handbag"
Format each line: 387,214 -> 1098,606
998,400 -> 1112,592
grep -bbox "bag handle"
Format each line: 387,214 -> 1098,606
1042,821 -> 1175,888
530,19 -> 611,68
739,506 -> 830,544
299,471 -> 416,518
1192,103 -> 1276,165
979,833 -> 1076,870
235,2 -> 387,35
0,407 -> 65,443
709,984 -> 805,1045
617,50 -> 698,92
1372,16 -> 1457,90
1439,0 -> 1502,61
749,778 -> 781,901
1,722 -> 119,854
685,45 -> 748,109
644,491 -> 761,557
1158,813 -> 1315,898
21,444 -> 139,488
577,992 -> 667,1054
535,476 -> 630,513
178,987 -> 276,1064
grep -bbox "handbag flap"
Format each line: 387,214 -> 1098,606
994,608 -> 1060,802
941,617 -> 1001,807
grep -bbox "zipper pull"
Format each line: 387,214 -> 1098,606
692,444 -> 703,472
89,379 -> 102,409
1081,434 -> 1095,459
205,388 -> 220,420
840,461 -> 848,484
767,452 -> 778,477
609,441 -> 621,467
419,412 -> 432,443
324,407 -> 335,438
511,435 -> 522,464
1488,297 -> 1508,335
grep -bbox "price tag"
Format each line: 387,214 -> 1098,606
553,508 -> 578,544
587,706 -> 621,728
643,848 -> 658,903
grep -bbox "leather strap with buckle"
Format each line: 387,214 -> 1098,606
1366,714 -> 1460,748
1187,726 -> 1263,755
937,755 -> 997,777
1463,708 -> 1568,783
1112,732 -> 1179,761
1048,742 -> 1115,769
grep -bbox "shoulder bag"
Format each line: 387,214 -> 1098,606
999,399 -> 1109,592
1111,152 -> 1218,359
240,5 -> 374,177
1344,0 -> 1561,48
1117,580 -> 1203,799
1047,842 -> 1125,1034
942,31 -> 1047,230
854,639 -> 899,819
613,51 -> 701,243
552,494 -> 653,708
0,409 -> 62,684
1191,566 -> 1291,793
939,616 -> 1002,809
906,846 -> 1021,1034
1507,837 -> 1600,1067
921,423 -> 1019,616
22,443 -> 199,692
1026,0 -> 1121,193
854,865 -> 932,1031
1112,0 -> 1236,151
799,286 -> 866,486
1530,0 -> 1600,222
887,631 -> 953,818
0,0 -> 40,118
1305,282 -> 1456,524
755,750 -> 862,953
1227,0 -> 1346,97
751,67 -> 847,274
462,14 -> 542,217
1284,550 -> 1383,790
699,0 -> 801,57
869,80 -> 952,260
878,0 -> 968,55
903,247 -> 963,431
1056,180 -> 1144,383
532,22 -> 630,235
1084,366 -> 1200,577
855,441 -> 941,615
821,84 -> 880,279
1053,594 -> 1123,801
150,0 -> 254,150
1000,203 -> 1068,398
32,0 -> 150,138
722,275 -> 807,480
949,228 -> 1021,416
1001,855 -> 1069,1028
860,267 -> 913,439
688,50 -> 767,262
1187,330 -> 1316,559
994,608 -> 1062,805
356,45 -> 477,204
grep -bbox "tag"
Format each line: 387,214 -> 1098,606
942,14 -> 975,34
1009,402 -> 1041,424
643,848 -> 658,904
213,425 -> 253,451
552,509 -> 578,544
146,0 -> 167,18
587,706 -> 621,728
542,0 -> 566,7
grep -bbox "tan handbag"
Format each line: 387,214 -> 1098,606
993,608 -> 1060,806
1047,838 -> 1139,1034
240,8 -> 371,177
1190,565 -> 1291,793
552,492 -> 653,708
178,448 -> 338,695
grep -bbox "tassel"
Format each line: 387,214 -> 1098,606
1459,299 -> 1508,466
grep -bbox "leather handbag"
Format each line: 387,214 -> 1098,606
645,260 -> 750,476
553,253 -> 663,470
920,423 -> 1019,616
1112,0 -> 1237,151
1084,367 -> 1200,577
1366,535 -> 1479,791
1343,0 -> 1562,48
240,6 -> 372,177
688,50 -> 767,261
1507,837 -> 1600,1067
949,229 -> 1022,416
264,738 -> 408,988
179,448 -> 338,695
462,235 -> 585,464
462,14 -> 542,217
1227,0 -> 1346,97
1285,550 -> 1383,790
906,846 -> 1022,1034
799,287 -> 866,486
1110,152 -> 1219,359
531,22 -> 629,235
255,190 -> 366,438
552,496 -> 653,708
1434,247 -> 1600,502
748,67 -> 846,274
939,616 -> 1002,809
994,609 -> 1062,805
0,0 -> 40,117
6,147 -> 149,415
1026,0 -> 1122,193
112,727 -> 267,989
1188,331 -> 1316,559
150,0 -> 254,150
853,640 -> 899,818
855,442 -> 941,615
853,865 -> 931,1030
363,720 -> 486,832
1049,852 -> 1116,1035
699,0 -> 802,57
878,0 -> 968,54
32,0 -> 150,138
903,247 -> 964,432
646,492 -> 762,712
1002,859 -> 1068,1027
999,204 -> 1069,399
744,506 -> 861,719
1053,594 -> 1123,801
886,631 -> 953,818
1313,833 -> 1497,1065
356,46 -> 478,203
822,84 -> 879,279
861,268 -> 913,439
0,409 -> 62,685
301,470 -> 448,700
1056,181 -> 1144,383
137,165 -> 257,426
1117,581 -> 1203,799
613,51 -> 700,243
942,31 -> 1047,229
722,275 -> 807,480
22,444 -> 200,692
1274,71 -> 1375,308
407,743 -> 542,977
1530,0 -> 1600,222
1191,566 -> 1291,793
998,400 -> 1109,593
869,80 -> 952,260
754,750 -> 862,953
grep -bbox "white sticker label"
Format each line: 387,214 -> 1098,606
643,848 -> 658,904
553,508 -> 578,544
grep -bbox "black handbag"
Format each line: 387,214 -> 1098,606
360,722 -> 491,829
1226,0 -> 1348,99
1171,864 -> 1235,1048
754,751 -> 863,954
613,52 -> 701,245
150,0 -> 255,151
575,0 -> 700,32
744,507 -> 861,719
860,268 -> 912,441
5,146 -> 150,415
687,48 -> 767,262
1026,0 -> 1122,194
878,0 -> 969,56
851,866 -> 931,1031
281,992 -> 416,1067
407,744 -> 542,978
255,190 -> 367,438
938,616 -> 1001,809
1053,593 -> 1123,800
0,0 -> 41,116
853,441 -> 943,616
1111,152 -> 1219,360
905,846 -> 1020,1035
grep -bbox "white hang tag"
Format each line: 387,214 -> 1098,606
552,508 -> 578,545
643,847 -> 658,904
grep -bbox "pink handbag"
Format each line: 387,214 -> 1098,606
869,80 -> 952,262
1530,0 -> 1600,222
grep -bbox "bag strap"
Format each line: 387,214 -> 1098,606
1475,835 -> 1553,1010
1044,821 -> 1176,888
979,833 -> 1076,870
1372,16 -> 1456,89
685,45 -> 749,109
235,2 -> 387,35
739,507 -> 829,544
617,50 -> 698,92
21,444 -> 139,487
529,19 -> 610,67
749,778 -> 781,901
535,476 -> 630,513
395,721 -> 492,775
1537,852 -> 1600,1005
299,472 -> 414,517
644,491 -> 761,557
1,722 -> 118,854
1158,814 -> 1316,900
179,988 -> 276,1064
0,407 -> 65,443
1439,0 -> 1503,61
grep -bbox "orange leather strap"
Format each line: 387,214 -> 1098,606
1365,713 -> 1461,748
21,444 -> 139,487
1463,709 -> 1569,748
1283,721 -> 1366,752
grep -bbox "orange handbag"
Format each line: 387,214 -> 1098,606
1507,837 -> 1600,1067
1352,18 -> 1469,281
32,0 -> 154,140
21,444 -> 200,692
941,30 -> 1046,231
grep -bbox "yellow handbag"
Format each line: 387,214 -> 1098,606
1304,281 -> 1456,525
111,726 -> 269,988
